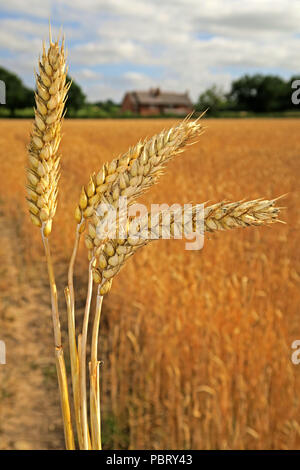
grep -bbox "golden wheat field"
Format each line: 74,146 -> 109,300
0,118 -> 299,450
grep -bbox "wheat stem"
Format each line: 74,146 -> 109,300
67,222 -> 83,321
64,287 -> 83,449
65,221 -> 86,448
42,231 -> 75,450
80,260 -> 94,449
90,287 -> 103,449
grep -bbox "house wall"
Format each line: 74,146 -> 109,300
162,105 -> 193,115
121,94 -> 137,113
139,105 -> 161,116
140,105 -> 193,116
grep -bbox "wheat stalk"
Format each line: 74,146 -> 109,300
85,195 -> 283,449
70,116 -> 205,448
90,290 -> 103,449
25,30 -> 75,450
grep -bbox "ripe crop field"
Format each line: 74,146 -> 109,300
0,118 -> 299,450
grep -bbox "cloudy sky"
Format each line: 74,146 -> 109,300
0,0 -> 299,102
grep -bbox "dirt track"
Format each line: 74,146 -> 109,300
0,211 -> 64,450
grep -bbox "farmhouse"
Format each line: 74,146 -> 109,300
121,88 -> 193,116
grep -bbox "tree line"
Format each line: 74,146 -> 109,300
196,74 -> 300,115
0,66 -> 86,116
0,65 -> 299,117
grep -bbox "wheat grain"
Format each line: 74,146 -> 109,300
75,117 -> 204,227
90,198 -> 282,294
26,34 -> 69,237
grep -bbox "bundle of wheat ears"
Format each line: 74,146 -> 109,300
26,30 -> 284,450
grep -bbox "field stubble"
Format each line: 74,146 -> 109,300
0,118 -> 299,449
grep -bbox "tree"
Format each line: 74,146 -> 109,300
66,75 -> 86,113
228,74 -> 289,113
0,66 -> 34,115
95,99 -> 120,113
196,85 -> 227,115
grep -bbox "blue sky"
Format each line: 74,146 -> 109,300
0,0 -> 299,102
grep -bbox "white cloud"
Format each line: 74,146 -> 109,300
1,0 -> 51,18
71,68 -> 102,82
0,0 -> 299,101
70,39 -> 151,66
78,69 -> 100,79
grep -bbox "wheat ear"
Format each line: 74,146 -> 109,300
80,118 -> 204,262
26,34 -> 69,237
75,116 -> 204,225
26,32 -> 75,449
90,197 -> 283,295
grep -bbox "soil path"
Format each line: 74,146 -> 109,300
0,211 -> 65,450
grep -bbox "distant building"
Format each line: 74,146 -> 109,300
121,88 -> 193,116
